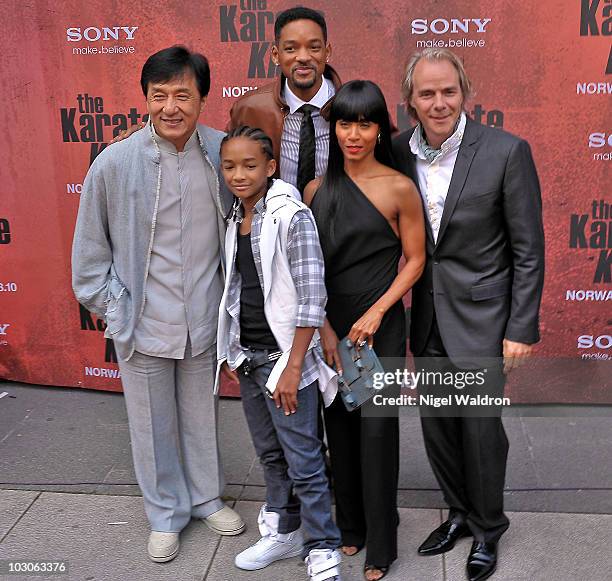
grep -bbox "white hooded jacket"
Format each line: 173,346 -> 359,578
215,179 -> 337,406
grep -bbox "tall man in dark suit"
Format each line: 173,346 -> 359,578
393,48 -> 545,581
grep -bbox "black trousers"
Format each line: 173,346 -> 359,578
324,395 -> 400,567
418,318 -> 510,543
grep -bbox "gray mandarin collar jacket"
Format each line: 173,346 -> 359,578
72,122 -> 232,361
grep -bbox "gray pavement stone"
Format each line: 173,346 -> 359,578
246,458 -> 266,487
397,490 -> 445,510
382,507 -> 444,581
0,490 -> 39,541
221,484 -> 244,503
207,501 -> 445,581
398,416 -> 439,489
0,484 -> 102,496
1,386 -> 611,516
0,384 -> 127,439
0,418 -> 129,489
99,438 -> 137,481
218,399 -> 258,486
237,485 -> 267,504
502,418 -> 540,490
504,489 -> 612,514
0,384 -> 129,492
0,492 -> 219,581
398,488 -> 612,514
444,511 -> 612,581
92,441 -> 139,495
0,384 -> 38,442
93,482 -> 141,497
520,417 -> 612,489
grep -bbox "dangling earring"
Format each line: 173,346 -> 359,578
377,132 -> 382,144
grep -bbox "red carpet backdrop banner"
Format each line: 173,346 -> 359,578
0,1 -> 610,402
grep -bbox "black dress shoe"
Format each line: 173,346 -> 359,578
417,520 -> 470,556
466,541 -> 497,581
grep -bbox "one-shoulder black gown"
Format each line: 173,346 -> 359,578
311,175 -> 406,567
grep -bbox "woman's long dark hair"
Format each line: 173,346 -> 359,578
317,80 -> 395,240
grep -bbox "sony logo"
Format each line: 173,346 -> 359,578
589,132 -> 612,147
577,334 -> 612,349
411,18 -> 492,35
66,26 -> 138,42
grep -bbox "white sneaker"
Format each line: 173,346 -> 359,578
234,505 -> 303,570
203,505 -> 246,536
305,549 -> 342,581
147,531 -> 179,563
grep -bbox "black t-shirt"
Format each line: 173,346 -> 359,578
236,232 -> 279,350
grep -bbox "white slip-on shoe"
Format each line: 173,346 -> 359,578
234,504 -> 304,571
203,505 -> 246,536
305,548 -> 342,581
147,531 -> 180,563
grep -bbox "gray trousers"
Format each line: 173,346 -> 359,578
118,342 -> 224,532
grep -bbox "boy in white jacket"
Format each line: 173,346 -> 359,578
217,126 -> 341,581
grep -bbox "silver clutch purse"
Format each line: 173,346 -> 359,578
336,337 -> 385,411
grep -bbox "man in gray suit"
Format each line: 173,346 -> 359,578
393,48 -> 544,581
72,46 -> 244,563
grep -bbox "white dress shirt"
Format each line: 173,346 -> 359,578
409,112 -> 467,242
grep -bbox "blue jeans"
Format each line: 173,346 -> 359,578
238,356 -> 340,555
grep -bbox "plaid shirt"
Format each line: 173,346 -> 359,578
226,193 -> 327,389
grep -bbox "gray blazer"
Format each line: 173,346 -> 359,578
71,122 -> 232,361
393,118 -> 545,365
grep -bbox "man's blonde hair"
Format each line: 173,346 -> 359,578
401,48 -> 474,119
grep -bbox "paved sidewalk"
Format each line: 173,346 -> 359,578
0,382 -> 611,580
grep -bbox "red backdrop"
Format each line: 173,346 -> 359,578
1,1 -> 610,402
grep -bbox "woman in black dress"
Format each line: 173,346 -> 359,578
304,80 -> 425,580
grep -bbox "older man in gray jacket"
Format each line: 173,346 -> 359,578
72,46 -> 244,563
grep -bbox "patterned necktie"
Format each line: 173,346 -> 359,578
296,104 -> 317,194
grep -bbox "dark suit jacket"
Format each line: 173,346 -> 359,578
393,118 -> 545,365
